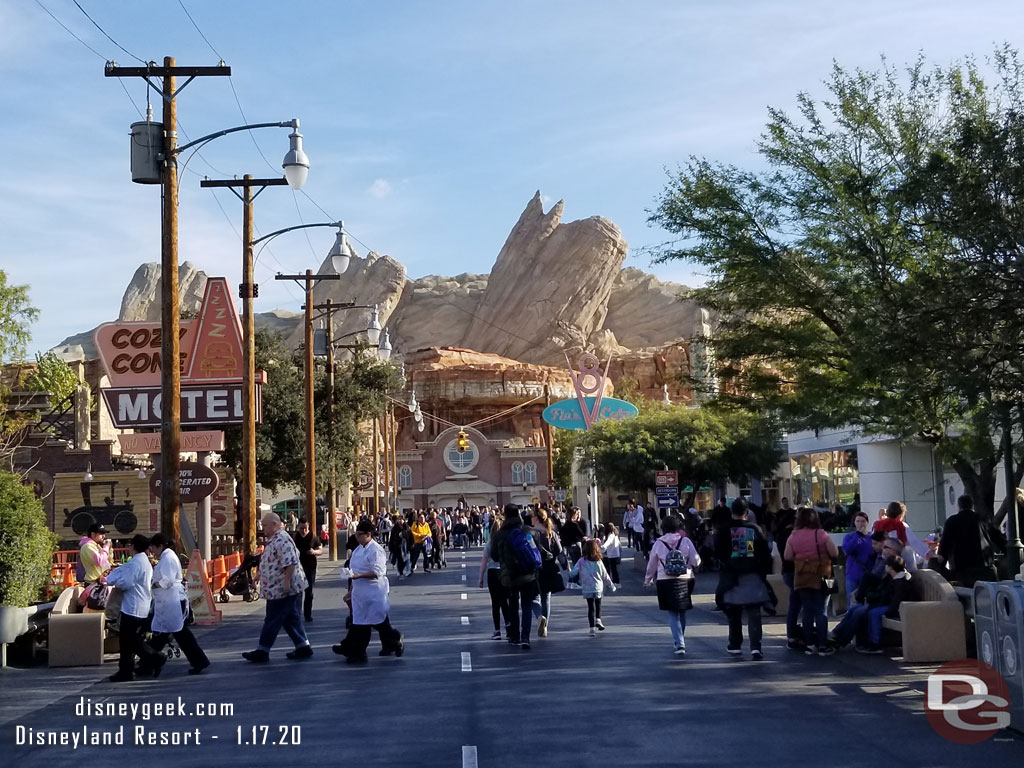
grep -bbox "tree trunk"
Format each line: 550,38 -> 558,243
952,455 -> 998,520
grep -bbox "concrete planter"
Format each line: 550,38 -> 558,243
0,604 -> 29,644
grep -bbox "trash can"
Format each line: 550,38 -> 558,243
975,581 -> 999,669
995,582 -> 1024,732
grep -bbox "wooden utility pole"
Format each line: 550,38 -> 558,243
380,409 -> 387,518
200,175 -> 289,555
107,58 -> 230,549
373,416 -> 381,518
325,299 -> 337,561
544,383 -> 555,503
275,270 -> 341,538
391,409 -> 400,512
303,271 -> 316,535
160,58 -> 181,548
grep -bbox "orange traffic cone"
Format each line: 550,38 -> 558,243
62,563 -> 76,588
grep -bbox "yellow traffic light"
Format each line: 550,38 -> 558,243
456,430 -> 468,453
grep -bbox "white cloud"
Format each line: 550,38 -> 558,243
368,179 -> 392,199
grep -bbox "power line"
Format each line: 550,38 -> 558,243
71,0 -> 145,64
34,0 -> 106,59
176,0 -> 224,61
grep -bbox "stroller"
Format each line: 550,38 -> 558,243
219,553 -> 261,603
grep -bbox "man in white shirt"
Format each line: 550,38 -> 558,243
105,533 -> 163,682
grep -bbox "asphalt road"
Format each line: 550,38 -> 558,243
2,544 -> 1022,767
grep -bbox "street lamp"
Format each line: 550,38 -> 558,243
282,122 -> 310,190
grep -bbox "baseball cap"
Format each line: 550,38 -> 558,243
87,523 -> 108,535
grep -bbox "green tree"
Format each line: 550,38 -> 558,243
648,50 -> 1024,516
0,272 -> 38,469
0,470 -> 56,606
577,404 -> 783,498
315,350 -> 402,498
26,352 -> 78,403
222,330 -> 306,493
551,427 -> 577,495
0,271 -> 36,365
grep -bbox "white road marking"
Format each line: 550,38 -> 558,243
461,574 -> 467,581
462,745 -> 478,767
461,652 -> 472,672
461,616 -> 470,625
461,563 -> 466,568
461,593 -> 468,600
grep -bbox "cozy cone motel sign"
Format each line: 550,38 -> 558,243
95,277 -> 263,428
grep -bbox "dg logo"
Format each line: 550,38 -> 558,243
925,659 -> 1011,743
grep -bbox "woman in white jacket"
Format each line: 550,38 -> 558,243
333,520 -> 405,663
147,533 -> 210,675
644,517 -> 700,655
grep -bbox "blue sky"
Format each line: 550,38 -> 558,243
3,0 -> 1024,356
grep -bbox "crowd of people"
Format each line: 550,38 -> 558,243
81,485 -> 1009,678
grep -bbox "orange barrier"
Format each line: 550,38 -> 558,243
210,555 -> 228,593
225,552 -> 242,571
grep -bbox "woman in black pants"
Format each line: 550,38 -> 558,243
477,520 -> 510,639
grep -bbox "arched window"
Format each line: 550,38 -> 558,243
511,462 -> 524,484
524,461 -> 537,484
399,465 -> 413,488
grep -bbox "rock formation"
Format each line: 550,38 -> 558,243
52,193 -> 708,403
119,261 -> 207,321
286,248 -> 406,351
461,192 -> 627,365
604,267 -> 702,349
387,273 -> 487,357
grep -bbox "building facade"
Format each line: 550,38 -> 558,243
395,425 -> 550,510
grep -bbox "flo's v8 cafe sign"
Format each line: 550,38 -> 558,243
95,277 -> 264,428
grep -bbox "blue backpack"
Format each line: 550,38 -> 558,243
506,527 -> 542,574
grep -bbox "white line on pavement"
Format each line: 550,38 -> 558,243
461,593 -> 468,600
461,563 -> 466,568
461,652 -> 472,672
463,745 -> 478,767
461,574 -> 467,581
461,616 -> 470,625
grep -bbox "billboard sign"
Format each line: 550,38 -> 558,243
101,381 -> 258,428
542,397 -> 639,431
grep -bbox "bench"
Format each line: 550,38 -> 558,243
48,586 -> 109,667
880,568 -> 966,662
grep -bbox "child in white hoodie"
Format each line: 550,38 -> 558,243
569,539 -> 617,636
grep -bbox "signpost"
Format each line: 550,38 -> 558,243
656,486 -> 680,508
149,462 -> 221,504
95,277 -> 260,560
655,470 -> 678,487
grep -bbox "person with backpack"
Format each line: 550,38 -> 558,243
715,498 -> 773,660
568,539 -> 617,636
492,504 -> 542,650
645,516 -> 700,655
